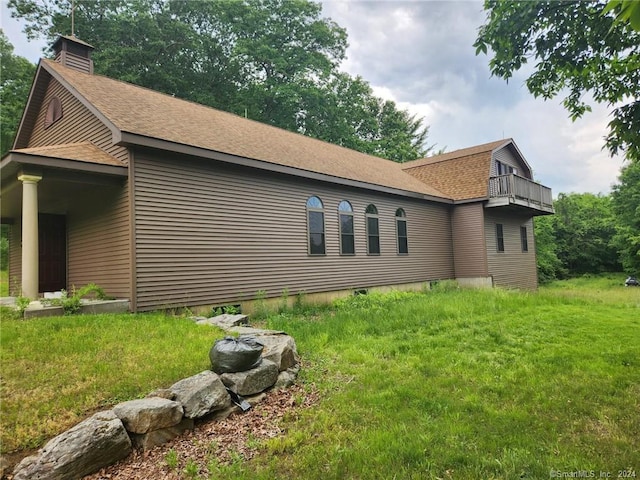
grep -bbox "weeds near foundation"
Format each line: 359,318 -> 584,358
40,283 -> 109,315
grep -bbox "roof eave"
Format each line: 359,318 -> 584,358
120,132 -> 452,204
1,152 -> 128,179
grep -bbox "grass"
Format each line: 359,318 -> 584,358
0,313 -> 222,453
1,274 -> 638,479
0,270 -> 8,296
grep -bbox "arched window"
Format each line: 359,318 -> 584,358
365,204 -> 380,255
395,208 -> 408,255
338,200 -> 355,255
44,96 -> 63,128
306,196 -> 325,255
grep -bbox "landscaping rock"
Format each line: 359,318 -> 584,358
254,333 -> 300,371
220,358 -> 279,396
229,326 -> 285,336
146,388 -> 175,400
275,367 -> 299,389
113,398 -> 183,434
130,418 -> 194,451
169,370 -> 231,418
198,314 -> 249,329
13,410 -> 131,480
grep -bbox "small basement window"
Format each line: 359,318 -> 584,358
44,96 -> 63,128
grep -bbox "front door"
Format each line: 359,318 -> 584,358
39,214 -> 67,293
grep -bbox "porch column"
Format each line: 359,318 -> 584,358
18,174 -> 42,299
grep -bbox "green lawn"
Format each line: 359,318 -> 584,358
1,276 -> 638,479
0,270 -> 8,296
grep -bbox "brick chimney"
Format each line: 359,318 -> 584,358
52,35 -> 94,74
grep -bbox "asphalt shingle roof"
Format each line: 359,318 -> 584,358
402,140 -> 512,201
43,59 -> 448,199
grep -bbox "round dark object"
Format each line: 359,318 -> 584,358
210,336 -> 264,374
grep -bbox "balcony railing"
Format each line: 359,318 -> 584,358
488,174 -> 554,213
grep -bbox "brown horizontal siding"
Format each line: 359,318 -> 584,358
451,203 -> 488,278
27,78 -> 128,164
485,211 -> 537,290
67,182 -> 130,298
133,152 -> 454,311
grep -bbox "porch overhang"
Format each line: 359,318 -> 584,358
1,147 -> 128,222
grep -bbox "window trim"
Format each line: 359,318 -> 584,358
306,196 -> 325,256
520,226 -> 529,252
496,223 -> 505,252
365,204 -> 380,255
395,208 -> 408,255
338,200 -> 355,256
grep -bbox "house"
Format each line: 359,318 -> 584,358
0,36 -> 554,312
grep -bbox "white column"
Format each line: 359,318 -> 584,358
18,174 -> 42,299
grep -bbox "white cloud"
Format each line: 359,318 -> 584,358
321,0 -> 623,195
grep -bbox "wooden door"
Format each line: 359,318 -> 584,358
39,214 -> 67,293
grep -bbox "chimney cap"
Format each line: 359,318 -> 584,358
52,35 -> 95,52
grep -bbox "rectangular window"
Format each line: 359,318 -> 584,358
340,213 -> 355,255
496,223 -> 505,252
397,219 -> 408,254
520,226 -> 528,252
367,216 -> 380,255
308,210 -> 325,255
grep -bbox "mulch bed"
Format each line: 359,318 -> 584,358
84,383 -> 319,479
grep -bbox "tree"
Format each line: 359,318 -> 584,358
0,30 -> 36,156
611,161 -> 640,273
474,1 -> 640,163
551,193 -> 621,275
533,215 -> 566,283
8,0 -> 433,162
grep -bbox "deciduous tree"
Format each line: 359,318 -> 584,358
8,0 -> 433,162
474,0 -> 640,162
0,31 -> 36,156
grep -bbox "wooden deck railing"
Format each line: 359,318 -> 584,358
488,174 -> 553,209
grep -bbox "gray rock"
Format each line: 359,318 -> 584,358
146,388 -> 175,400
220,358 -> 279,395
113,397 -> 183,434
274,368 -> 298,389
12,410 -> 131,480
229,326 -> 285,336
130,418 -> 194,450
253,333 -> 300,371
209,392 -> 268,421
198,314 -> 249,330
169,370 -> 231,418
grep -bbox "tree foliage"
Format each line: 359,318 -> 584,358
474,0 -> 640,163
0,30 -> 36,156
611,161 -> 640,273
535,193 -> 621,281
8,0 -> 433,162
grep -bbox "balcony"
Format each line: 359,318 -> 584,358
487,174 -> 554,215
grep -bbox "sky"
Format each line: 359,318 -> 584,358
0,0 -> 625,196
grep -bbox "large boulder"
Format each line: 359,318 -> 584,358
13,410 -> 131,480
113,397 -> 183,434
254,333 -> 300,371
169,370 -> 230,418
220,358 -> 279,396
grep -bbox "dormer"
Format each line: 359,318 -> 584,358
52,35 -> 94,74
